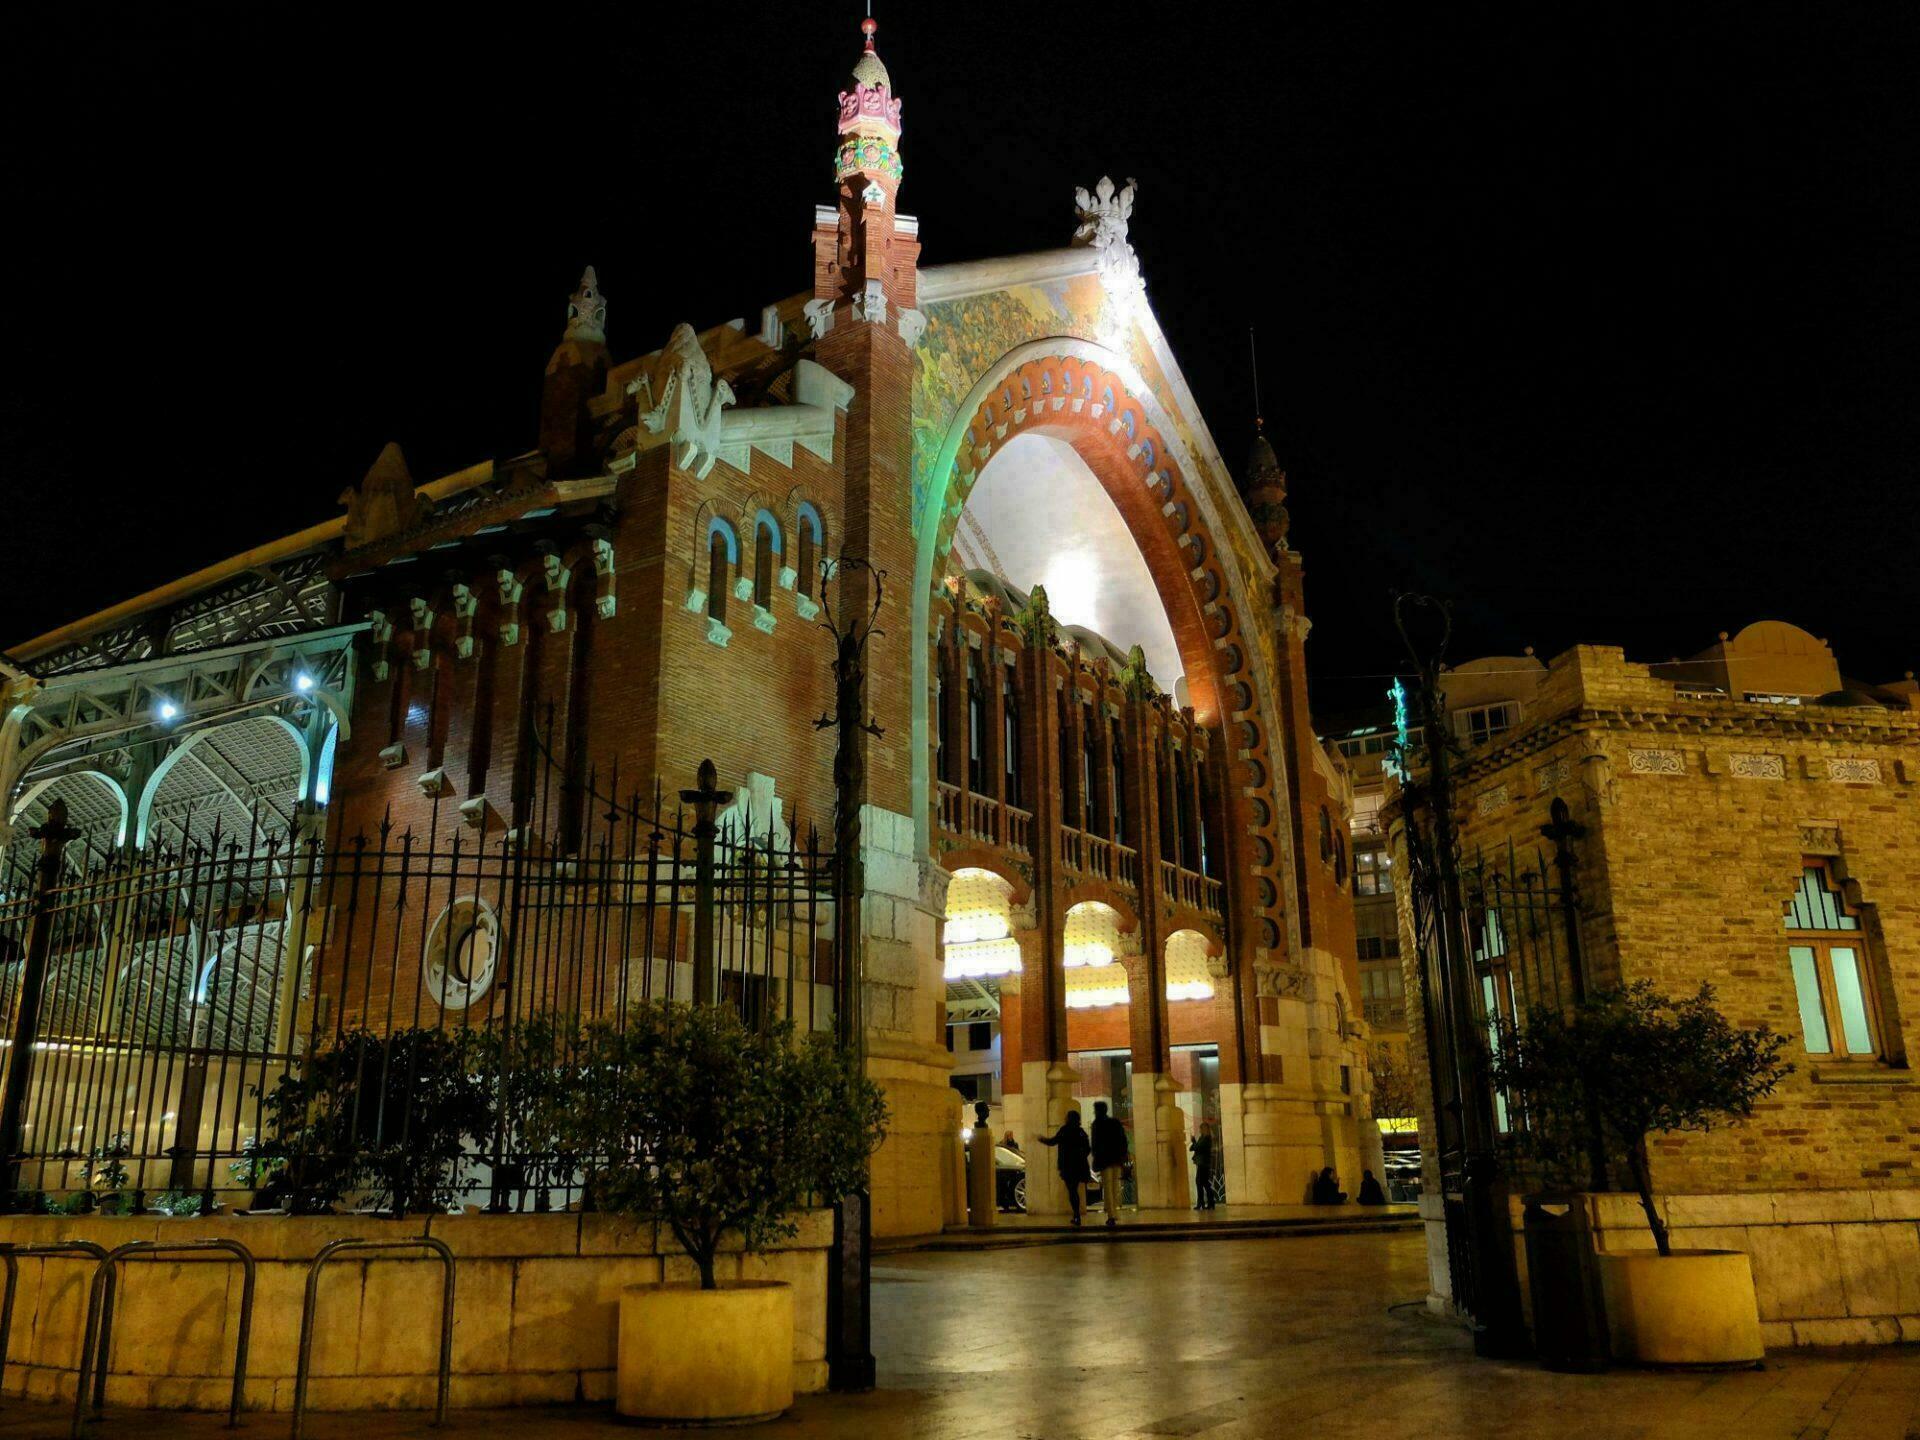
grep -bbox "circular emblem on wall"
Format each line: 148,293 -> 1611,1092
423,896 -> 499,1010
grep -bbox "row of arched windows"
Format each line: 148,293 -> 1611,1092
705,504 -> 824,626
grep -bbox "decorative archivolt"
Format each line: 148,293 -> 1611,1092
927,349 -> 1291,957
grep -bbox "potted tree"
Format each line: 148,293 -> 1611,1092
1493,982 -> 1791,1365
573,1000 -> 886,1423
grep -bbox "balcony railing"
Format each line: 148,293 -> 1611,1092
1005,806 -> 1032,855
1159,861 -> 1225,919
936,785 -> 1035,857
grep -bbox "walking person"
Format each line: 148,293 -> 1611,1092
1190,1119 -> 1217,1210
1089,1100 -> 1129,1228
1037,1109 -> 1093,1225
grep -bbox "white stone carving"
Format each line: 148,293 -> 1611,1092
541,554 -> 571,633
684,585 -> 708,615
459,796 -> 491,831
753,605 -> 776,635
732,575 -> 755,603
896,306 -> 927,348
378,741 -> 407,770
795,593 -> 821,622
803,298 -> 835,340
759,305 -> 786,349
1073,175 -> 1141,292
718,771 -> 792,852
496,569 -> 523,647
854,279 -> 888,325
1827,757 -> 1882,784
1729,752 -> 1785,780
638,323 -> 736,480
1476,784 -> 1510,816
1535,757 -> 1572,791
1627,748 -> 1684,775
706,617 -> 731,647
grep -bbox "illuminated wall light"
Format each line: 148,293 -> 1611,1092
156,699 -> 180,721
1165,979 -> 1215,1002
294,673 -> 315,692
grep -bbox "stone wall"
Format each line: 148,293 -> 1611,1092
0,1210 -> 831,1412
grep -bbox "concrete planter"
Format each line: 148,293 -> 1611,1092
1596,1249 -> 1763,1366
618,1281 -> 794,1424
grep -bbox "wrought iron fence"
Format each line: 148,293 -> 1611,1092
0,728 -> 837,1214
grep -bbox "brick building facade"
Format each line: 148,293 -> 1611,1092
1395,624 -> 1920,1343
2,18 -> 1371,1235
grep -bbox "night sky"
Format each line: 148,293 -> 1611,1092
3,4 -> 1912,717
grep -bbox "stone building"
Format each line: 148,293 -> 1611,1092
0,17 -> 1370,1235
1396,622 -> 1920,1344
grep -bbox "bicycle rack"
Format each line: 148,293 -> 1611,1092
0,1242 -> 112,1408
290,1236 -> 454,1440
72,1238 -> 257,1438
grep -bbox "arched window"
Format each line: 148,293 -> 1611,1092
1002,663 -> 1023,808
796,503 -> 823,598
1784,861 -> 1882,1060
706,520 -> 737,626
1110,716 -> 1127,848
1319,807 -> 1334,863
753,512 -> 780,609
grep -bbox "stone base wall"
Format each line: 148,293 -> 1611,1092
1575,1189 -> 1920,1347
1431,1189 -> 1920,1347
0,1210 -> 831,1412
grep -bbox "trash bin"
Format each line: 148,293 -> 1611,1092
1523,1193 -> 1610,1372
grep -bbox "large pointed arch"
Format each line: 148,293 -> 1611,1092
910,336 -> 1298,960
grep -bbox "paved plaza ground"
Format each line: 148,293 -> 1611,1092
4,1229 -> 1917,1438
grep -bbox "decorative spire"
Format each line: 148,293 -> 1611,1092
836,15 -> 903,189
1241,328 -> 1290,553
563,266 -> 607,345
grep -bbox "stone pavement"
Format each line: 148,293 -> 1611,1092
880,1201 -> 1420,1251
4,1230 -> 1917,1439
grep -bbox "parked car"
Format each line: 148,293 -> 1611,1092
994,1144 -> 1027,1211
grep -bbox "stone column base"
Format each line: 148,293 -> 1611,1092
1018,1061 -> 1081,1215
1128,1071 -> 1191,1210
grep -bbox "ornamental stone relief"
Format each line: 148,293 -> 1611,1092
1827,757 -> 1882,784
1627,748 -> 1684,775
1728,752 -> 1785,780
1535,757 -> 1572,792
1476,784 -> 1510,816
1797,824 -> 1842,855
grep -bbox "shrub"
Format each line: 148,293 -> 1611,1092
468,1015 -> 586,1210
1491,982 -> 1792,1254
261,1027 -> 493,1214
570,1000 -> 887,1290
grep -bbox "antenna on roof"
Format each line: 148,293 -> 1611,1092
1248,326 -> 1264,435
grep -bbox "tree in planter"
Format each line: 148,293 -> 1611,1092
261,1027 -> 493,1214
572,1000 -> 887,1291
1491,982 -> 1792,1255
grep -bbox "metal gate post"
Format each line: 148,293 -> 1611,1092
290,1236 -> 454,1440
681,760 -> 732,1008
0,802 -> 78,1207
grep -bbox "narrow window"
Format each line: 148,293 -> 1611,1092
707,526 -> 731,625
1002,665 -> 1023,808
796,504 -> 821,598
1081,704 -> 1098,834
753,517 -> 777,608
1783,861 -> 1880,1060
1057,692 -> 1074,820
1110,717 -> 1127,847
966,652 -> 985,792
